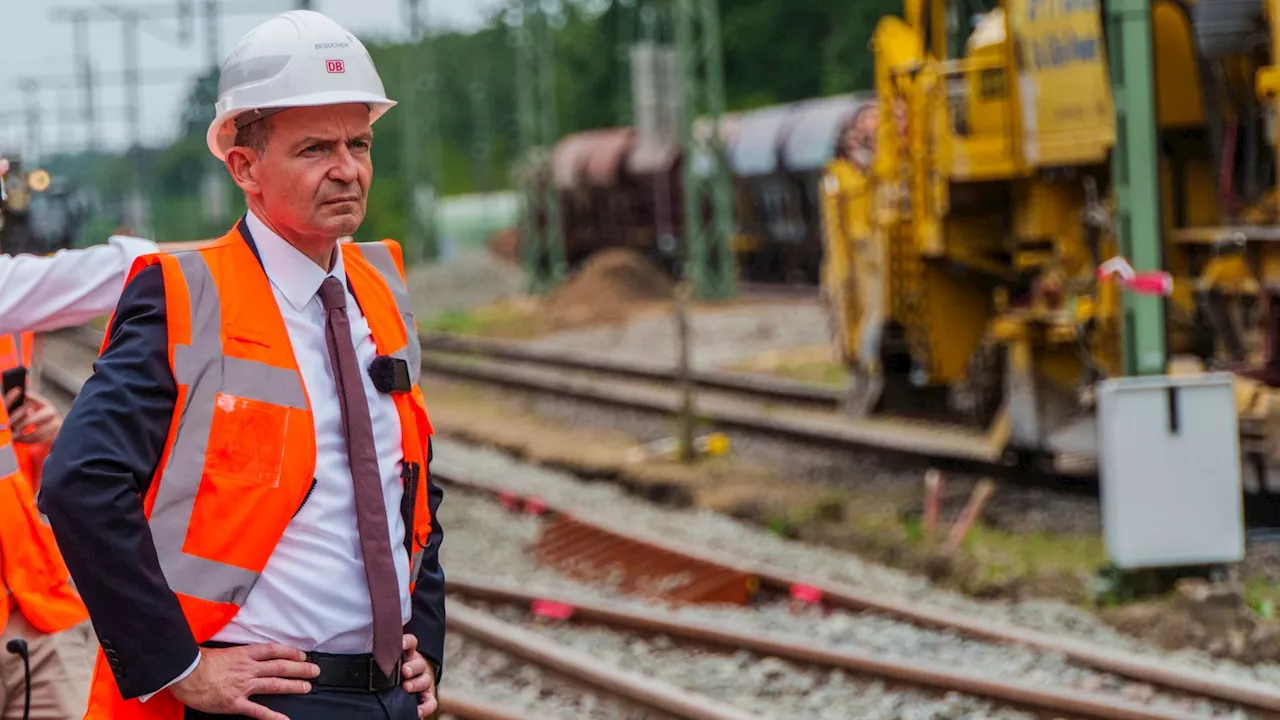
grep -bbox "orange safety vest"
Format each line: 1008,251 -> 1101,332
0,395 -> 90,636
85,225 -> 434,719
0,332 -> 34,369
0,331 -> 49,491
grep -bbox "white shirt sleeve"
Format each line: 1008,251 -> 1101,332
138,652 -> 201,703
0,235 -> 159,336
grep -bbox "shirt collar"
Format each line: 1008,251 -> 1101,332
244,209 -> 345,313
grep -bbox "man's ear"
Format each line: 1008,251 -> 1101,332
225,147 -> 262,195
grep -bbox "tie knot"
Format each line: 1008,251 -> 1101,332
319,276 -> 346,312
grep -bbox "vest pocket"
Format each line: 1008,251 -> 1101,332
206,393 -> 289,487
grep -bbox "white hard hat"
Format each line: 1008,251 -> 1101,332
206,10 -> 396,161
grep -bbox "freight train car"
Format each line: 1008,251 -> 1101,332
539,92 -> 878,283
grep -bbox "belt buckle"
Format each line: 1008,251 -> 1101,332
368,657 -> 401,692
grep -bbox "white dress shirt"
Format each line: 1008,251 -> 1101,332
0,236 -> 158,336
150,212 -> 410,697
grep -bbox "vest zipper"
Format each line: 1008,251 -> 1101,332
400,462 -> 419,554
292,478 -> 318,519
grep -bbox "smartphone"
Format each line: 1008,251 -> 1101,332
3,366 -> 27,415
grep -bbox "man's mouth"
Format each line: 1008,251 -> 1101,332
324,195 -> 361,205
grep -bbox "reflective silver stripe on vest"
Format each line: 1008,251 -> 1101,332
12,333 -> 24,367
355,243 -> 421,386
0,441 -> 19,479
410,548 -> 424,583
147,252 -> 308,607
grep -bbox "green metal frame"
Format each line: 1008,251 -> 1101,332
518,0 -> 566,294
676,0 -> 736,300
1106,0 -> 1167,376
402,0 -> 441,264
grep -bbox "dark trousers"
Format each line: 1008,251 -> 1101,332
183,686 -> 419,720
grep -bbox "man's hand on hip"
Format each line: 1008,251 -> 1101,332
399,634 -> 438,718
169,644 -> 320,720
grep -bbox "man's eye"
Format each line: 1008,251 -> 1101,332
302,145 -> 322,155
352,140 -> 371,152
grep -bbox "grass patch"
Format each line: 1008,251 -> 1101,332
959,524 -> 1108,600
724,345 -> 848,387
421,299 -> 546,339
1246,577 -> 1280,620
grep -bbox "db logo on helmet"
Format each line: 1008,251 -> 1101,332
326,59 -> 345,74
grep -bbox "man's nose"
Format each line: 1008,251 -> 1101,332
327,145 -> 360,184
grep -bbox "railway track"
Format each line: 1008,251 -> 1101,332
430,461 -> 1280,719
418,331 -> 1014,468
35,329 -> 1280,718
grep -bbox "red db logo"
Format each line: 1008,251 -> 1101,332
326,59 -> 345,74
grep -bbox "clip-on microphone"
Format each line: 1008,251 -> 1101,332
6,638 -> 30,720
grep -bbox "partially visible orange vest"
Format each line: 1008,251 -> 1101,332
85,226 -> 434,719
0,332 -> 34,369
0,331 -> 49,490
0,385 -> 90,635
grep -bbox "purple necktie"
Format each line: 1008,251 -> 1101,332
318,276 -> 402,676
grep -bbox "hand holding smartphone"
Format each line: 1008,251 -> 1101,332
3,367 -> 27,415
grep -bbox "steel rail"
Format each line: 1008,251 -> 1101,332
435,692 -> 529,720
432,465 -> 1280,716
421,350 -> 1005,463
420,331 -> 844,408
446,574 -> 1203,720
448,603 -> 761,720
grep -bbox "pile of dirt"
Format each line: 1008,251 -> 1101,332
1104,579 -> 1280,663
545,247 -> 674,330
485,226 -> 521,266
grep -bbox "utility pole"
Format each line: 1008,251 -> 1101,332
201,0 -> 228,228
121,10 -> 150,235
470,75 -> 492,194
297,0 -> 314,8
21,81 -> 40,164
402,0 -> 439,264
676,0 -> 735,300
205,0 -> 220,68
1105,0 -> 1165,375
517,0 -> 565,293
71,12 -> 98,153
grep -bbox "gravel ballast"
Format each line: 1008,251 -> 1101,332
440,634 -> 674,720
433,437 -> 1280,693
437,483 -> 1255,718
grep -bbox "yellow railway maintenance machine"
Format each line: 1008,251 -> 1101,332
819,0 -> 1280,567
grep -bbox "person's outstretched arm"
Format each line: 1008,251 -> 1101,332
0,235 -> 157,336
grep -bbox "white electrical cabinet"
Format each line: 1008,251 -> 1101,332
1096,373 -> 1245,569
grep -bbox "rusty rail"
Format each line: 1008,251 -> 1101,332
433,465 -> 1280,717
448,603 -> 761,720
447,574 -> 1202,720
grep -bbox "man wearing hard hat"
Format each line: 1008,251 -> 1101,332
39,10 -> 445,720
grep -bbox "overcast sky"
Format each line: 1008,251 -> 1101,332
1,0 -> 508,158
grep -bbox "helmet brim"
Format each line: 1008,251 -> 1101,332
206,91 -> 397,161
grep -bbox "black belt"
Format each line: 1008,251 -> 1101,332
202,642 -> 402,693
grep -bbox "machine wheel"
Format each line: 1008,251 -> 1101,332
949,341 -> 1005,429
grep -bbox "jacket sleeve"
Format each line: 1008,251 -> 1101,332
38,264 -> 201,700
0,236 -> 158,336
404,438 -> 446,683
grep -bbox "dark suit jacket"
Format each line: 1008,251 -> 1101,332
38,222 -> 446,701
